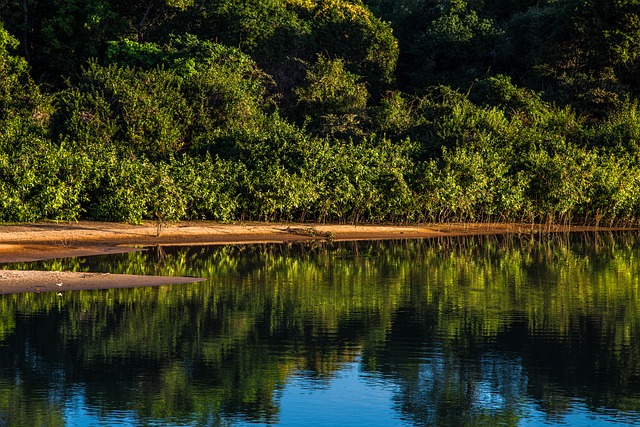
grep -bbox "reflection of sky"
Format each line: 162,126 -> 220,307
274,360 -> 405,427
64,388 -> 138,427
57,358 -> 640,427
61,361 -> 404,427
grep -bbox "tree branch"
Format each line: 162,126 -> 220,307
138,0 -> 154,41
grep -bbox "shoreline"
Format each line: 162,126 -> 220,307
1,221 -> 637,295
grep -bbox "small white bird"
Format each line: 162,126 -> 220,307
57,292 -> 63,297
56,283 -> 63,287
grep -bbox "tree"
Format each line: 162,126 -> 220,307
0,22 -> 39,123
183,0 -> 398,113
295,55 -> 369,137
502,0 -> 640,117
396,0 -> 504,91
56,35 -> 274,159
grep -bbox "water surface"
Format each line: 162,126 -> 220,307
1,233 -> 640,426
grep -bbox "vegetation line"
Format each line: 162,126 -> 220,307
1,1 -> 640,226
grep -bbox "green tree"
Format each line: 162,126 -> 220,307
0,22 -> 44,125
0,24 -> 88,222
184,0 -> 398,111
502,0 -> 640,117
295,55 -> 369,137
55,62 -> 191,159
391,0 -> 503,91
100,36 -> 273,154
0,0 -> 123,85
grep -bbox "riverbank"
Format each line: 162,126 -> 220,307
0,221 -> 634,294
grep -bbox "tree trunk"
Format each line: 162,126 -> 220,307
138,0 -> 154,41
22,0 -> 30,60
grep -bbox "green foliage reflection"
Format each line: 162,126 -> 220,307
2,233 -> 640,425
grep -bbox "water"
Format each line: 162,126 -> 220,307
1,233 -> 640,426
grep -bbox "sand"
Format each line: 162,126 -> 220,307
0,270 -> 205,295
0,220 -> 631,295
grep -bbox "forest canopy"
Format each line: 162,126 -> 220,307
1,0 -> 640,225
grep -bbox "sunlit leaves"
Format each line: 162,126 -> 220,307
3,0 -> 640,225
165,0 -> 194,9
295,55 -> 369,136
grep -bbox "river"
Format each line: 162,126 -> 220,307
1,232 -> 639,426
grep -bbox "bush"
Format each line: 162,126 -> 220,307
0,138 -> 92,222
295,55 -> 369,137
170,154 -> 244,222
88,155 -> 156,223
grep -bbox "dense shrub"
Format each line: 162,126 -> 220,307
2,2 -> 640,227
295,56 -> 369,137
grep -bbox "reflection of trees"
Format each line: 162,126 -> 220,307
1,233 -> 640,425
364,232 -> 640,425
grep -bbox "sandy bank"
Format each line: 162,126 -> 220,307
0,270 -> 204,295
0,221 -> 634,295
0,220 -> 605,263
